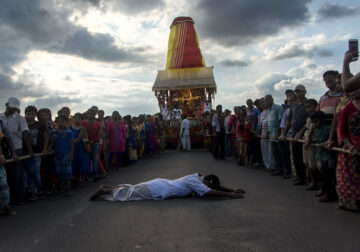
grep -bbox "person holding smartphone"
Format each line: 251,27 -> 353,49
342,39 -> 359,93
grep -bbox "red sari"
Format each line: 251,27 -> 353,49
337,101 -> 360,211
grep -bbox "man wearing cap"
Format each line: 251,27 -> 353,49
0,97 -> 33,204
280,85 -> 308,185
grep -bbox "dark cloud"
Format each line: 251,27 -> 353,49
267,45 -> 333,61
220,59 -> 249,67
317,4 -> 360,21
0,0 -> 149,65
68,0 -> 164,14
190,0 -> 311,46
112,0 -> 164,14
51,28 -> 147,62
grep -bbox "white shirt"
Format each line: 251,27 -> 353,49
147,173 -> 211,200
204,102 -> 211,112
224,115 -> 230,134
181,118 -> 190,136
172,108 -> 182,120
0,112 -> 28,150
161,104 -> 170,120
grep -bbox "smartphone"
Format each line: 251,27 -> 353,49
349,39 -> 358,61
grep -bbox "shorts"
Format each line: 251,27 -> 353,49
55,154 -> 72,180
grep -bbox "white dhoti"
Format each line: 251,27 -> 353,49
105,183 -> 153,201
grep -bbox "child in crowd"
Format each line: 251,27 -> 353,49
106,111 -> 126,170
145,115 -> 156,155
127,119 -> 138,164
296,99 -> 318,190
24,106 -> 48,200
70,113 -> 90,186
51,115 -> 74,197
244,116 -> 256,168
308,111 -> 337,202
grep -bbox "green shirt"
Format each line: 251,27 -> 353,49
267,103 -> 283,138
314,125 -> 331,161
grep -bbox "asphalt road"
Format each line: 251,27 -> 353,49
1,150 -> 359,252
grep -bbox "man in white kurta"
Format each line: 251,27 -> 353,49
90,173 -> 245,201
181,115 -> 191,152
101,173 -> 211,201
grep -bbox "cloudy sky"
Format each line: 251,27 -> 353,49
1,0 -> 359,116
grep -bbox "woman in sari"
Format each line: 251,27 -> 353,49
337,50 -> 360,211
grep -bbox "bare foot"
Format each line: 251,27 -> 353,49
90,184 -> 105,201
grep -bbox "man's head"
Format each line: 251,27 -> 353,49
25,105 -> 38,122
323,70 -> 339,91
203,174 -> 220,189
246,99 -> 253,108
181,114 -> 187,119
224,109 -> 230,116
264,95 -> 274,108
253,99 -> 262,110
87,109 -> 96,119
61,107 -> 70,118
304,99 -> 318,116
98,110 -> 105,119
90,106 -> 99,114
294,84 -> 307,100
216,105 -> 222,114
6,97 -> 20,114
285,90 -> 297,105
233,106 -> 240,115
55,115 -> 68,129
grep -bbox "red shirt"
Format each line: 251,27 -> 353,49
228,115 -> 237,133
236,121 -> 244,138
81,120 -> 100,142
244,122 -> 253,142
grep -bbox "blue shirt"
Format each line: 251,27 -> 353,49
267,103 -> 284,138
53,128 -> 74,154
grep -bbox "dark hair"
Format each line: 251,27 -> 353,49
323,70 -> 339,78
310,111 -> 326,121
285,89 -> 295,95
25,105 -> 37,113
56,115 -> 68,122
204,174 -> 220,189
304,99 -> 318,107
37,108 -> 52,121
73,112 -> 82,118
336,73 -> 342,79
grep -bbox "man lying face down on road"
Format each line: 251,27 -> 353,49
90,173 -> 245,201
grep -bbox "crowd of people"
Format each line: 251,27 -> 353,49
201,50 -> 360,212
0,50 -> 359,216
0,103 -> 169,215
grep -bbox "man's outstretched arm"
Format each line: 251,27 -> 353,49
217,185 -> 246,193
204,189 -> 244,198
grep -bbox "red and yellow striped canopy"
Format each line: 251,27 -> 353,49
166,17 -> 206,70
